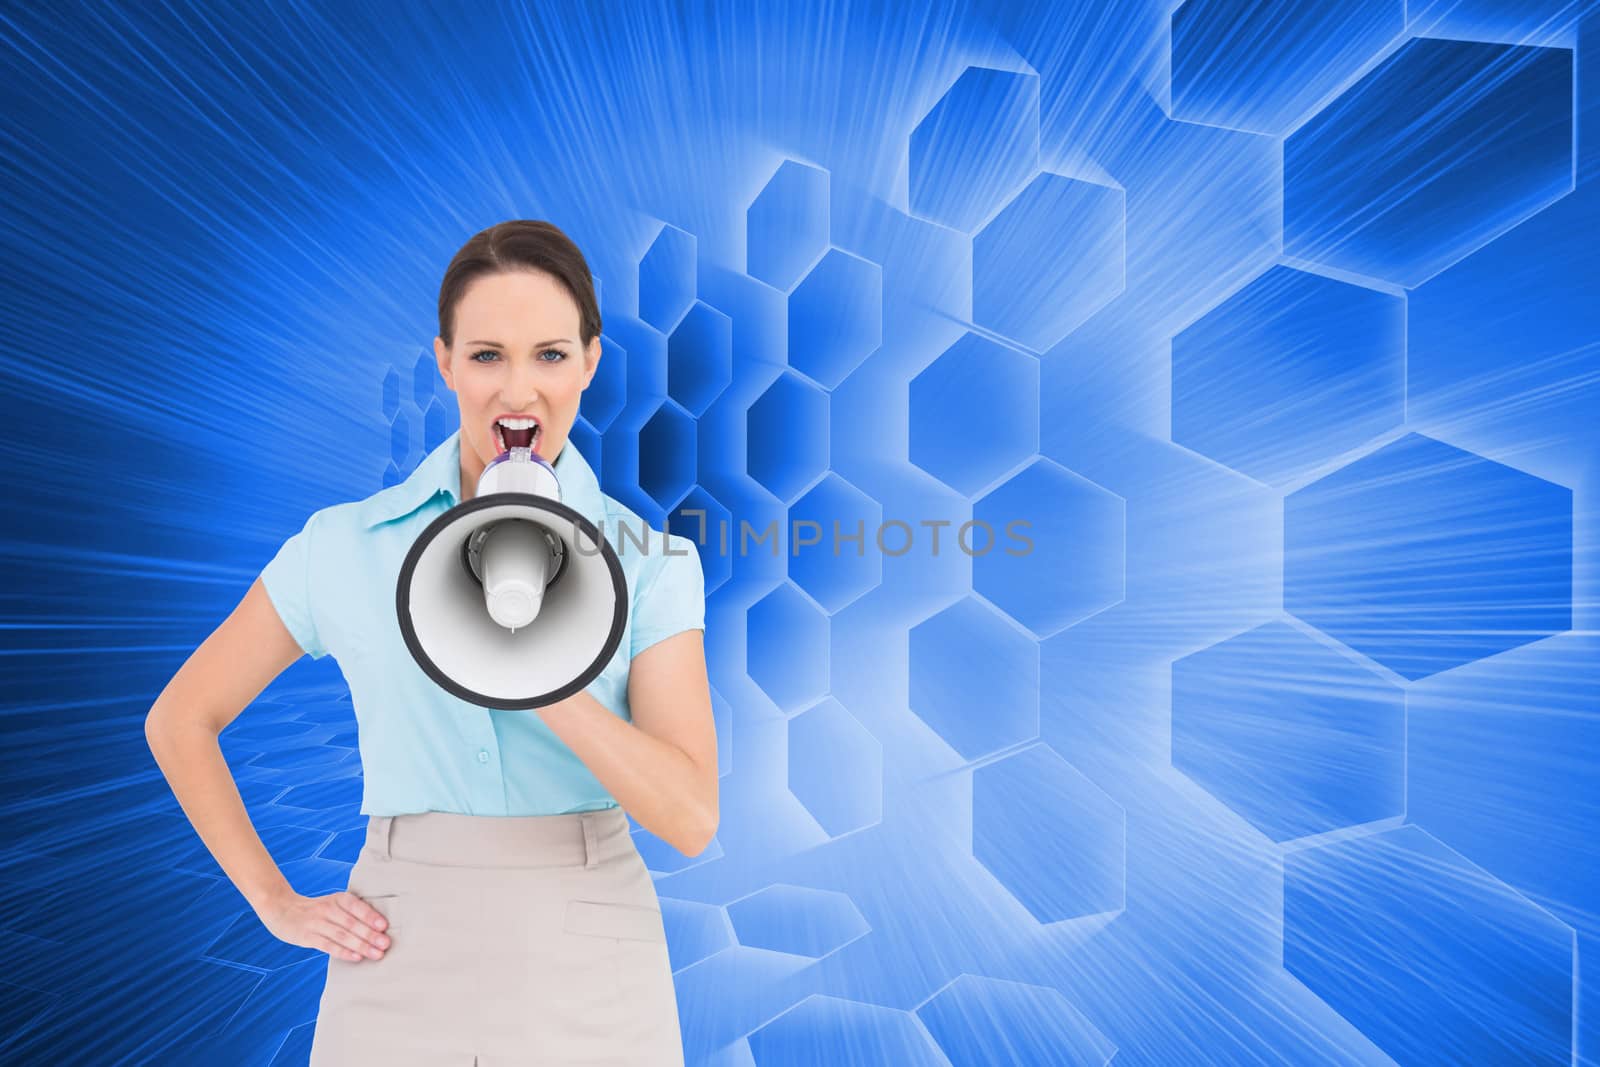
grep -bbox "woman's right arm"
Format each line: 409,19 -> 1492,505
144,577 -> 390,963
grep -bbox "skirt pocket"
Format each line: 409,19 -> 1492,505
563,899 -> 666,943
556,898 -> 681,1062
362,892 -> 403,934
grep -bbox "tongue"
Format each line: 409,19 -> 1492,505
501,425 -> 535,450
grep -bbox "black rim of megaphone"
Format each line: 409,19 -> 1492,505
395,492 -> 627,711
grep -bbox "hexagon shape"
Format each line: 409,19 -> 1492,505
909,597 -> 1038,761
667,300 -> 732,416
291,697 -> 355,725
205,896 -> 330,971
185,823 -> 329,880
747,582 -> 829,712
1409,0 -> 1582,41
727,884 -> 870,959
909,66 -> 1040,233
633,825 -> 724,876
381,365 -> 400,421
1408,634 -> 1600,911
787,473 -> 882,613
607,314 -> 667,404
1285,433 -> 1572,680
174,977 -> 301,1067
1285,826 -> 1575,1064
747,159 -> 830,291
747,370 -> 829,502
918,975 -> 1116,1066
974,458 -> 1125,638
565,414 -> 600,471
660,897 -> 734,974
1285,37 -> 1573,287
382,460 -> 401,488
669,485 -> 731,595
638,223 -> 696,332
973,743 -> 1125,922
319,825 -> 366,864
1172,621 -> 1405,842
909,332 -> 1039,496
788,249 -> 882,390
1405,155 -> 1600,459
973,173 -> 1124,352
1170,0 -> 1404,136
247,745 -> 343,770
579,334 -> 627,432
389,408 -> 412,469
422,395 -> 450,454
96,958 -> 259,1057
1171,265 -> 1405,487
750,995 -> 947,1066
636,398 -> 696,511
600,422 -> 665,530
787,697 -> 882,836
411,348 -> 435,410
276,776 -> 362,811
710,684 -> 733,779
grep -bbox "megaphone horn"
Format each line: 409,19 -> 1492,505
395,447 -> 627,710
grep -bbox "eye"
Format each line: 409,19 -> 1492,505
469,348 -> 565,363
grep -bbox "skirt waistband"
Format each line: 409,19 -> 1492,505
364,806 -> 632,869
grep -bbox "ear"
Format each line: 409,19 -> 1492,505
581,336 -> 602,389
434,337 -> 454,391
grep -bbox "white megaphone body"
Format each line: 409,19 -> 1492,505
395,446 -> 627,710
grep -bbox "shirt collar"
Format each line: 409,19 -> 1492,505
357,429 -> 607,530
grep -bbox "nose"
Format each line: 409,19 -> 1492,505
503,357 -> 541,409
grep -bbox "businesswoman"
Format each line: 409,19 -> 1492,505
145,220 -> 715,1065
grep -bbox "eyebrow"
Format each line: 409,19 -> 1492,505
465,338 -> 575,348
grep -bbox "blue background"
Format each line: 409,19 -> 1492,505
3,0 -> 1598,1063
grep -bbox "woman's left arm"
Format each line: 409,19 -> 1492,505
536,629 -> 718,856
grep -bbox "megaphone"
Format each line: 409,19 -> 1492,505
395,446 -> 627,710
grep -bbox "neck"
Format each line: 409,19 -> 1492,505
459,454 -> 483,503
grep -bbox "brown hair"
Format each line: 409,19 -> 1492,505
437,220 -> 602,348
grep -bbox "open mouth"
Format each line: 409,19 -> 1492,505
492,416 -> 541,455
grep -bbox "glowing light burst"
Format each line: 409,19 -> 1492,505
4,0 -> 1598,1063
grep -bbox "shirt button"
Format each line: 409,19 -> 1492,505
477,749 -> 489,763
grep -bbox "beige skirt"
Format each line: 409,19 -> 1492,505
308,806 -> 685,1066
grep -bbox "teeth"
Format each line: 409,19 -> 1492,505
493,417 -> 539,455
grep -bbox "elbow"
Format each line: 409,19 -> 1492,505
144,707 -> 182,765
676,803 -> 719,858
669,754 -> 719,857
144,702 -> 217,755
668,793 -> 720,857
678,825 -> 716,858
143,706 -> 168,753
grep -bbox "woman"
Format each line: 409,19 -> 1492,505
145,220 -> 715,1065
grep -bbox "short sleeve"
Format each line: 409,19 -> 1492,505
629,531 -> 706,659
259,511 -> 329,660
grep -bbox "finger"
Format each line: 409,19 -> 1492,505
329,895 -> 392,947
318,935 -> 365,963
327,908 -> 386,954
337,891 -> 392,935
320,918 -> 384,960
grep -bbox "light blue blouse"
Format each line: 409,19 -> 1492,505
259,430 -> 705,816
